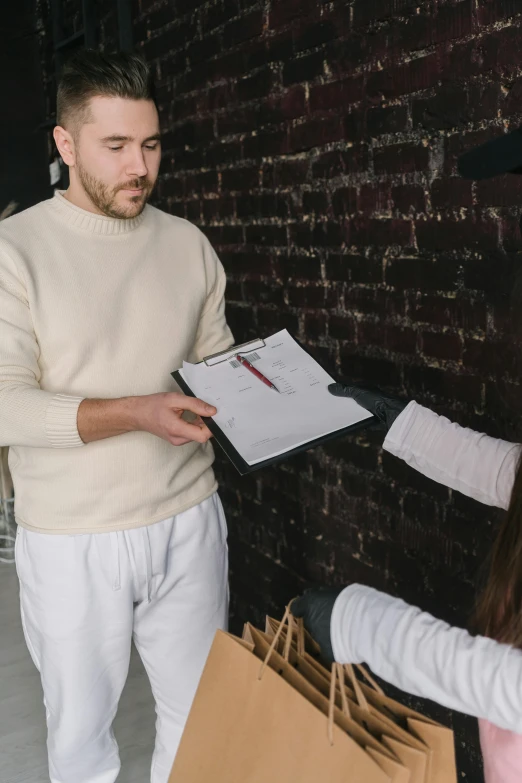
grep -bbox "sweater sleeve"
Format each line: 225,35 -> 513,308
0,249 -> 84,448
383,401 -> 520,510
331,583 -> 522,732
190,235 -> 234,364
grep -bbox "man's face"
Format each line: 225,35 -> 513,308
74,96 -> 161,219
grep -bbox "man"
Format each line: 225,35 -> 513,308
0,50 -> 233,783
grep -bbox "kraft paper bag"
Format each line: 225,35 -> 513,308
265,615 -> 457,783
256,622 -> 425,783
246,623 -> 412,783
169,615 -> 392,783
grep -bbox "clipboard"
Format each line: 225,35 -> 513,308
172,337 -> 377,475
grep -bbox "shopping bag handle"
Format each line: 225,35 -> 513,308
328,663 -> 351,745
258,603 -> 293,680
353,664 -> 385,696
343,664 -> 370,712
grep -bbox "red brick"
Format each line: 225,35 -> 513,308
413,296 -> 488,331
347,217 -> 413,248
304,312 -> 328,341
404,365 -> 483,407
220,251 -> 273,275
422,331 -> 462,361
392,185 -> 426,214
293,18 -> 337,53
283,254 -> 322,281
303,190 -> 330,214
328,314 -> 357,341
345,288 -> 406,318
291,221 -> 345,248
282,51 -> 325,86
475,175 -> 522,207
415,218 -> 499,251
223,9 -> 264,48
386,256 -> 458,291
433,1 -> 474,43
374,143 -> 430,175
332,187 -> 358,215
357,319 -> 383,346
463,338 -> 519,376
289,116 -> 345,152
430,178 -> 473,209
386,326 -> 418,355
366,105 -> 409,137
309,77 -> 365,112
353,0 -> 419,26
269,0 -> 316,28
367,53 -> 441,99
221,166 -> 260,191
237,67 -> 274,102
325,254 -> 383,285
286,284 -> 337,308
273,159 -> 309,187
245,224 -> 287,246
265,86 -> 307,122
478,0 -> 522,26
359,184 -> 390,213
312,146 -> 369,178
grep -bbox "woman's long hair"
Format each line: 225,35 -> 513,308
474,453 -> 522,646
474,254 -> 522,645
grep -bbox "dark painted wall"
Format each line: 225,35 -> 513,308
0,0 -> 50,213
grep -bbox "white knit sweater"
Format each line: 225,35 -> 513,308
0,192 -> 232,533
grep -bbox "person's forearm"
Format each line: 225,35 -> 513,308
77,397 -> 140,443
331,584 -> 522,732
383,401 -> 520,509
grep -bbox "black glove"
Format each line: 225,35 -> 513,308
291,586 -> 343,665
328,382 -> 407,432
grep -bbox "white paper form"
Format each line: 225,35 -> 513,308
179,329 -> 373,465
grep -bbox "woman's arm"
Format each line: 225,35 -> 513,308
293,584 -> 522,733
331,583 -> 522,732
384,401 -> 520,510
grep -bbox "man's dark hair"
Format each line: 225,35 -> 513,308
57,49 -> 156,132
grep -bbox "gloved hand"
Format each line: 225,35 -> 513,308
291,586 -> 343,665
328,382 -> 407,432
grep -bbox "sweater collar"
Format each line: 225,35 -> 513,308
49,190 -> 147,235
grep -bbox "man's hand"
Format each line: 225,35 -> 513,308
131,392 -> 216,445
328,382 -> 407,432
291,586 -> 343,665
78,393 -> 217,445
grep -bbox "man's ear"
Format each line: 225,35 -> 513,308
53,125 -> 76,167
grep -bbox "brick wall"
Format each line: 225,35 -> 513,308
35,1 -> 522,777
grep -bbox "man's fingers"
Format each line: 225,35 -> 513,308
169,393 -> 217,418
170,418 -> 212,444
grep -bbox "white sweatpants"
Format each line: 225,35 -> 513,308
14,492 -> 229,783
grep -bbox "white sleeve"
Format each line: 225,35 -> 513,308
383,401 -> 520,510
331,584 -> 522,732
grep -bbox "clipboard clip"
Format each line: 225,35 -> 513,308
203,337 -> 267,367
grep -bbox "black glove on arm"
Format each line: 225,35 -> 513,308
328,382 -> 407,432
291,586 -> 343,665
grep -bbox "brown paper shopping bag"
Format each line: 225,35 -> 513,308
169,611 -> 392,783
265,614 -> 457,783
256,620 -> 428,783
246,622 -> 413,783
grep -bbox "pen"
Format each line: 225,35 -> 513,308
235,354 -> 280,393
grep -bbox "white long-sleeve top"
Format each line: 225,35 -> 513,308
331,401 -> 522,731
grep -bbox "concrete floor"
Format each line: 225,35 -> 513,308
0,562 -> 156,783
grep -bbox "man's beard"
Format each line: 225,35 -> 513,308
77,160 -> 154,219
